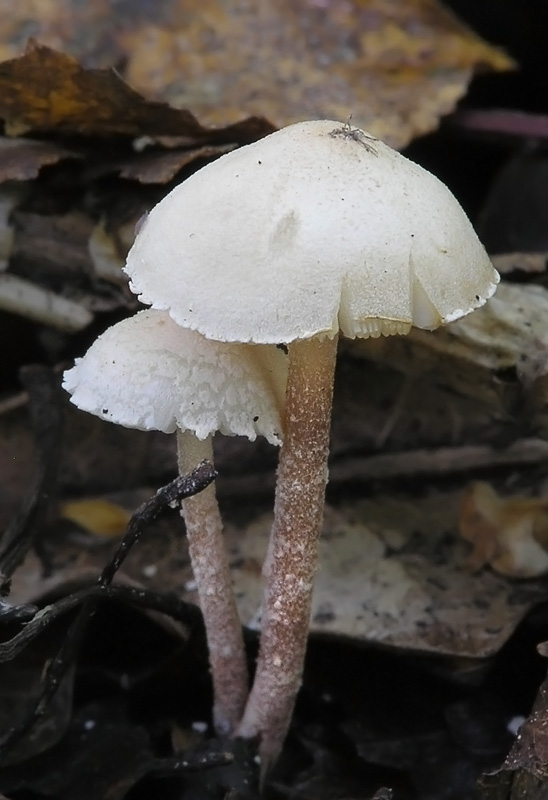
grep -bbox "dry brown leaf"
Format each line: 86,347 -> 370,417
108,143 -> 237,184
121,0 -> 512,147
492,252 -> 548,275
0,137 -> 80,181
223,492 -> 548,659
0,42 -> 273,142
0,1 -> 513,149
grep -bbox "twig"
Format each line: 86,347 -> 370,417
0,463 -> 216,759
0,585 -> 202,663
329,438 -> 548,482
0,598 -> 37,625
97,463 -> 216,587
217,439 -> 548,499
151,752 -> 234,776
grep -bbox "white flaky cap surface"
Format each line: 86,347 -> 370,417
63,310 -> 287,444
125,119 -> 499,344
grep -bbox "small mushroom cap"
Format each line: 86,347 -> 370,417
126,119 -> 499,345
63,310 -> 287,444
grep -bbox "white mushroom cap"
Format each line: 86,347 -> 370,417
125,119 -> 499,345
63,310 -> 287,444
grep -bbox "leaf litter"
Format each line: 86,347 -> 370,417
0,0 -> 513,148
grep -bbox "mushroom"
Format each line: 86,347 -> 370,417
124,119 -> 499,772
63,309 -> 287,736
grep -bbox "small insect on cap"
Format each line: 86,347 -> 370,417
126,119 -> 499,344
62,310 -> 287,444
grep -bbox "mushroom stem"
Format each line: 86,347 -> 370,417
177,430 -> 249,736
237,334 -> 338,773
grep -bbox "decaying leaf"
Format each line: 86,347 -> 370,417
0,1 -> 513,149
111,142 -> 238,184
60,498 -> 131,538
0,137 -> 80,182
349,282 -> 548,421
122,0 -> 513,147
221,492 -> 548,659
492,253 -> 548,275
459,482 -> 548,578
0,42 -> 273,142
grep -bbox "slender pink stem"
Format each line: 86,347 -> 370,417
178,431 -> 249,735
237,335 -> 338,775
